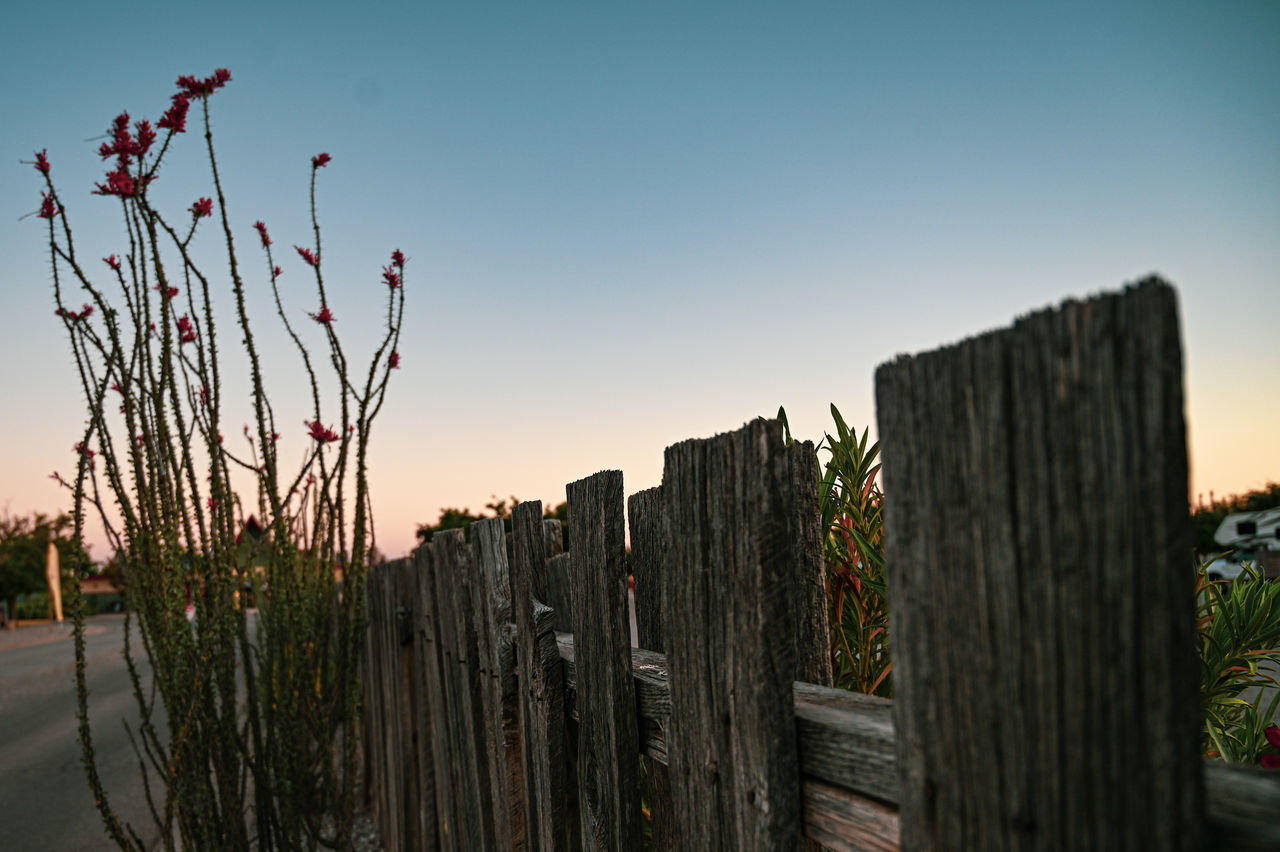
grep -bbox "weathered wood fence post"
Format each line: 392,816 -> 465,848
566,470 -> 642,849
660,418 -> 829,849
511,500 -> 575,850
875,278 -> 1203,849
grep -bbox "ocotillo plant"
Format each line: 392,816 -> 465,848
31,69 -> 406,850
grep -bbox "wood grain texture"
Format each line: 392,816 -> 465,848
554,634 -> 1280,851
787,440 -> 834,688
1204,762 -> 1280,852
566,470 -> 642,851
541,520 -> 573,633
874,278 -> 1202,851
628,485 -> 675,851
662,419 -> 802,850
802,778 -> 900,852
412,542 -> 454,850
511,500 -> 573,850
471,519 -> 522,848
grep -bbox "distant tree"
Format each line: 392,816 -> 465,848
0,511 -> 86,628
1193,482 -> 1280,556
415,496 -> 568,545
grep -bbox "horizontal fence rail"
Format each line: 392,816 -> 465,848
363,278 -> 1280,851
555,636 -> 1280,852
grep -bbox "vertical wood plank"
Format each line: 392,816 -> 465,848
544,520 -> 574,633
412,542 -> 452,849
787,440 -> 833,688
511,500 -> 574,850
432,529 -> 493,850
396,557 -> 422,852
662,419 -> 803,850
874,278 -> 1202,851
566,471 -> 642,850
471,518 -> 524,848
628,486 -> 676,852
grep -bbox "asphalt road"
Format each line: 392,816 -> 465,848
0,615 -> 164,851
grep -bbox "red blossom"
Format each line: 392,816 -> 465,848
136,434 -> 147,446
74,442 -> 97,468
208,497 -> 220,509
271,265 -> 283,281
35,149 -> 51,174
199,385 -> 210,406
310,305 -> 335,325
93,169 -> 151,198
306,420 -> 341,443
104,254 -> 121,271
295,245 -> 318,267
253,220 -> 272,247
391,249 -> 406,266
1262,727 -> 1280,769
312,152 -> 332,168
111,382 -> 123,395
177,68 -> 232,100
135,120 -> 156,155
177,314 -> 197,343
190,197 -> 213,218
38,191 -> 59,219
381,264 -> 401,289
155,282 -> 179,301
158,94 -> 190,133
389,351 -> 401,369
58,303 -> 95,321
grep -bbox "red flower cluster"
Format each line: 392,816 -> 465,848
177,68 -> 232,100
98,113 -> 156,169
74,442 -> 97,469
306,420 -> 341,443
110,382 -> 123,395
310,305 -> 335,325
177,314 -> 197,344
381,264 -> 401,289
391,249 -> 406,267
103,254 -> 121,271
253,220 -> 272,247
93,170 -> 150,198
34,149 -> 50,174
159,93 -> 190,133
312,152 -> 332,168
1262,726 -> 1280,769
56,303 -> 95,321
190,197 -> 213,219
389,351 -> 401,369
155,282 -> 180,301
38,191 -> 59,219
199,385 -> 209,407
295,245 -> 318,267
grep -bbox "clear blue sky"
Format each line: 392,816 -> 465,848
4,0 -> 1278,558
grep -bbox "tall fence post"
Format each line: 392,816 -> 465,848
471,518 -> 524,847
661,418 -> 815,849
566,470 -> 641,850
629,486 -> 676,850
511,500 -> 574,850
875,278 -> 1203,850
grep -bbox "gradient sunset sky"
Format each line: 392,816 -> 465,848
3,1 -> 1278,559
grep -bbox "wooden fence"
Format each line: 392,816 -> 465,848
362,278 -> 1280,850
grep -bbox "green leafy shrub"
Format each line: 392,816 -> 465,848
1198,561 -> 1280,765
777,405 -> 890,696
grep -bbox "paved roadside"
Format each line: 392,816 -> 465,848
0,618 -> 108,653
